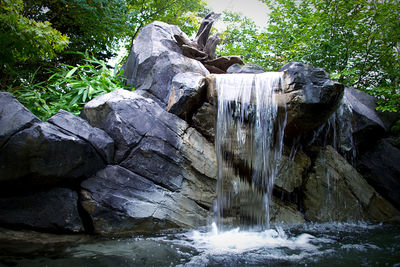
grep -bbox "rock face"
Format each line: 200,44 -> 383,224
0,188 -> 83,233
81,89 -> 217,209
80,165 -> 209,235
303,146 -> 399,222
122,21 -> 209,108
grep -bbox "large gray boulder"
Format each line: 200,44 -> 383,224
0,92 -> 40,148
278,62 -> 345,138
122,21 -> 209,109
0,188 -> 84,233
0,122 -> 105,190
81,89 -> 217,208
80,165 -> 209,235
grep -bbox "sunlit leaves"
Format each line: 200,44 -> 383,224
0,0 -> 69,65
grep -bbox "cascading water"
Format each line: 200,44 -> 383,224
214,72 -> 286,230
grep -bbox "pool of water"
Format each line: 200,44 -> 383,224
1,222 -> 399,266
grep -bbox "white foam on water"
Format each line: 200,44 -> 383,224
187,223 -> 317,254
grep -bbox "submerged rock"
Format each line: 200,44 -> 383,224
0,188 -> 83,233
80,165 -> 209,235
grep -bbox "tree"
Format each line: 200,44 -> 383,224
22,0 -> 130,63
0,0 -> 68,87
219,0 -> 400,113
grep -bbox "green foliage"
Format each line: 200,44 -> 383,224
22,0 -> 130,63
0,0 -> 68,66
219,0 -> 400,113
11,52 -> 130,121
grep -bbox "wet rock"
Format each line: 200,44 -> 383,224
0,188 -> 83,233
227,64 -> 265,74
82,90 -> 217,208
121,21 -> 209,108
270,198 -> 305,225
0,92 -> 40,148
344,87 -> 386,146
0,227 -> 89,256
192,102 -> 216,143
48,109 -> 114,164
357,138 -> 400,209
275,148 -> 311,194
80,165 -> 209,235
303,146 -> 399,222
0,122 -> 105,190
167,72 -> 207,121
278,62 -> 344,138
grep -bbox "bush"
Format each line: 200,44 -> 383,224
11,52 -> 130,121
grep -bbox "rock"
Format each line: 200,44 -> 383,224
0,227 -> 89,256
344,87 -> 386,146
181,44 -> 208,61
303,146 -> 399,222
270,197 -> 305,225
310,96 -> 356,163
227,64 -> 265,74
80,165 -> 209,235
275,148 -> 311,193
0,92 -> 40,148
167,72 -> 207,121
278,62 -> 344,138
194,12 -> 221,51
357,138 -> 400,209
0,122 -> 105,190
0,188 -> 84,233
48,109 -> 114,164
82,90 -> 217,208
121,21 -> 209,108
204,56 -> 244,72
192,102 -> 216,143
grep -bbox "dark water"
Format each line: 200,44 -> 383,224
1,222 -> 399,266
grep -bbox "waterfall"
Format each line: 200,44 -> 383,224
214,72 -> 286,230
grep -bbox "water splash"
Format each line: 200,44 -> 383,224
214,72 -> 286,230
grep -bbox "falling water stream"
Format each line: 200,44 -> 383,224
1,73 -> 399,266
214,72 -> 285,230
